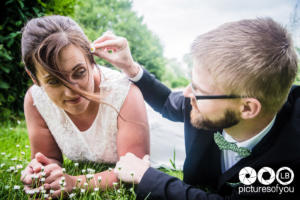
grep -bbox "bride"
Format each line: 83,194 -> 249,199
20,15 -> 149,197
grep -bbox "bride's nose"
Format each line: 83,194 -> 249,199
63,85 -> 77,96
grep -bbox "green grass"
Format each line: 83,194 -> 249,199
0,120 -> 183,199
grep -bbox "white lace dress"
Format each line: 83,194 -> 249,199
30,66 -> 131,164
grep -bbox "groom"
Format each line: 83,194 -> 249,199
94,18 -> 300,199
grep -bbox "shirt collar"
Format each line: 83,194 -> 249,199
223,115 -> 276,151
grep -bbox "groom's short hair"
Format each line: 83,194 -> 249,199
191,18 -> 298,114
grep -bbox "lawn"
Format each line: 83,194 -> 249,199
0,120 -> 183,199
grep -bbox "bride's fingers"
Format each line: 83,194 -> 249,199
44,179 -> 61,191
36,163 -> 60,179
51,189 -> 64,198
44,169 -> 64,184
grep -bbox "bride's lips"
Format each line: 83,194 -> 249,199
65,96 -> 82,104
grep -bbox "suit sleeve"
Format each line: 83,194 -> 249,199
136,168 -> 226,200
134,68 -> 185,122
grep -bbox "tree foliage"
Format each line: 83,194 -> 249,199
0,0 -> 78,122
74,0 -> 166,79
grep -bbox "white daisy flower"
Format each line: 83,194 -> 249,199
69,193 -> 76,198
25,189 -> 35,195
74,163 -> 79,167
94,187 -> 99,192
81,189 -> 85,193
130,171 -> 135,177
87,168 -> 95,174
97,176 -> 102,182
90,44 -> 96,53
16,164 -> 23,169
113,182 -> 118,186
13,185 -> 20,190
34,188 -> 40,193
86,174 -> 94,180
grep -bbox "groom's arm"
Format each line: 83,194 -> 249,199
136,168 -> 226,200
132,67 -> 185,122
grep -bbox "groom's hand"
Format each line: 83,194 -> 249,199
114,152 -> 150,184
92,31 -> 140,78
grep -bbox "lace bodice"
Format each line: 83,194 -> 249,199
31,66 -> 131,164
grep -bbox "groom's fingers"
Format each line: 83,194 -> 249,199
93,33 -> 117,44
94,38 -> 126,51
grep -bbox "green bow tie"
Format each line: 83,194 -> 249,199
214,132 -> 251,158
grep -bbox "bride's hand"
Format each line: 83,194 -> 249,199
42,166 -> 76,198
21,152 -> 51,185
28,161 -> 76,198
92,31 -> 140,78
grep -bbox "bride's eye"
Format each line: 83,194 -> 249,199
47,78 -> 60,86
73,68 -> 87,79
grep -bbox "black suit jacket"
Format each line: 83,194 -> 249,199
134,69 -> 300,200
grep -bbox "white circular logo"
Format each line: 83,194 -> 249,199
239,167 -> 257,185
276,167 -> 294,185
257,167 -> 275,185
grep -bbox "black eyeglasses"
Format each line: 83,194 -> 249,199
190,84 -> 247,100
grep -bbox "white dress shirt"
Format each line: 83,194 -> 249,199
221,116 -> 276,172
129,64 -> 144,82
